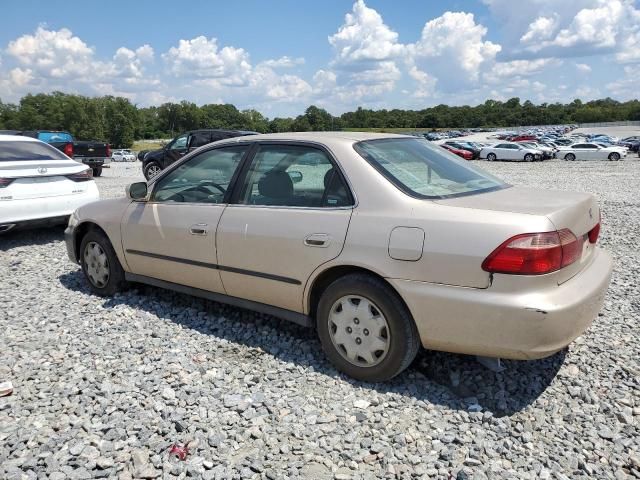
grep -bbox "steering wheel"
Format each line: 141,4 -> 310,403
198,180 -> 226,195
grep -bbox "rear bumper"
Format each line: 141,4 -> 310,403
0,183 -> 100,226
76,157 -> 108,168
389,248 -> 613,359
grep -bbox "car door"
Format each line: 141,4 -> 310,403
121,144 -> 251,292
163,133 -> 189,168
584,143 -> 600,159
216,142 -> 354,313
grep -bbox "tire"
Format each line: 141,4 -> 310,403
143,161 -> 162,180
524,153 -> 534,162
564,153 -> 576,161
92,167 -> 102,177
608,152 -> 620,161
79,229 -> 128,296
316,274 -> 420,382
487,153 -> 497,162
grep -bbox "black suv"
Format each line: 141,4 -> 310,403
141,129 -> 257,179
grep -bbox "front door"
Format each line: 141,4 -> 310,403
163,133 -> 189,168
122,144 -> 250,292
216,143 -> 354,313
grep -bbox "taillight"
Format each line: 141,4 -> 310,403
63,143 -> 73,157
106,144 -> 111,157
0,178 -> 15,188
482,229 -> 582,275
66,169 -> 93,182
588,222 -> 600,244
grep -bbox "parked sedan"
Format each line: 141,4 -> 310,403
112,150 -> 136,162
65,133 -> 612,381
440,144 -> 473,160
557,143 -> 627,161
443,141 -> 480,159
480,142 -> 543,162
0,135 -> 99,233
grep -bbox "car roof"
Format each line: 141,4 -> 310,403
215,131 -> 407,146
0,134 -> 39,142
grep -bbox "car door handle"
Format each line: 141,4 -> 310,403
304,233 -> 330,247
190,223 -> 208,236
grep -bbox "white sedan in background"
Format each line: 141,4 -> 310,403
480,142 -> 544,162
0,135 -> 99,233
112,150 -> 136,162
557,143 -> 627,161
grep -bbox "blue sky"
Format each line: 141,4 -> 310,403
1,0 -> 638,116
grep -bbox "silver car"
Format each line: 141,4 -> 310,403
481,142 -> 543,162
65,133 -> 612,381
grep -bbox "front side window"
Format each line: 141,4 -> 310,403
237,144 -> 352,208
169,134 -> 188,151
355,137 -> 507,199
151,146 -> 248,204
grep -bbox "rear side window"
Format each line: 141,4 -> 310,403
189,132 -> 212,149
0,141 -> 68,161
237,144 -> 353,208
355,138 -> 507,199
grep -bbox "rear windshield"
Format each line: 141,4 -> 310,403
354,137 -> 508,199
37,132 -> 73,143
0,141 -> 69,161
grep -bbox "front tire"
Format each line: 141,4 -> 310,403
79,230 -> 127,296
143,161 -> 162,180
316,274 -> 420,382
524,153 -> 534,162
487,153 -> 497,162
608,152 -> 620,161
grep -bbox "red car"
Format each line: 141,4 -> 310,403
510,135 -> 537,142
441,144 -> 473,160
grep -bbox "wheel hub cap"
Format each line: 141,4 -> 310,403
328,295 -> 390,367
84,241 -> 110,288
148,165 -> 160,177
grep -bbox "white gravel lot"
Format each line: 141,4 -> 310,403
1,155 -> 639,480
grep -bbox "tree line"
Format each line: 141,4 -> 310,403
1,92 -> 639,148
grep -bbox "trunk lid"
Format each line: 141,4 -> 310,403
1,160 -> 90,200
436,186 -> 600,283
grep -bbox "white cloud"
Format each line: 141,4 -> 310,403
575,62 -> 592,72
485,58 -> 561,83
260,56 -> 305,68
520,16 -> 559,44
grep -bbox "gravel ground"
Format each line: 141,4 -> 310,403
1,158 -> 639,480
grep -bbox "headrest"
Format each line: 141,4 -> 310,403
258,170 -> 293,198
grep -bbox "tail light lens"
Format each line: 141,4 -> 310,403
0,178 -> 15,188
106,144 -> 111,157
482,229 -> 583,275
66,169 -> 93,182
63,143 -> 74,157
588,223 -> 600,244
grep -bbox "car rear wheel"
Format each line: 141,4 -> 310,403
487,153 -> 497,161
564,153 -> 576,161
79,229 -> 127,296
144,161 -> 162,180
608,152 -> 620,161
524,153 -> 534,162
316,274 -> 420,382
92,167 -> 102,177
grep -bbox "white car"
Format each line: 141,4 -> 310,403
112,150 -> 135,162
519,142 -> 555,159
0,135 -> 99,233
557,143 -> 627,161
480,142 -> 543,162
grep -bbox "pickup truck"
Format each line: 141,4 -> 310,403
19,130 -> 111,177
140,129 -> 257,179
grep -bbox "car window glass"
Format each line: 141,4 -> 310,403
151,146 -> 248,204
237,144 -> 352,208
169,134 -> 188,151
0,141 -> 68,161
189,132 -> 211,149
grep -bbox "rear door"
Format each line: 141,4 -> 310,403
216,142 -> 354,312
121,144 -> 250,292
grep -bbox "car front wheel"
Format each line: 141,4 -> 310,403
79,229 -> 127,296
524,153 -> 534,162
316,274 -> 420,382
608,152 -> 620,161
144,161 -> 162,180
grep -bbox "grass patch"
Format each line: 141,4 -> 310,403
132,139 -> 170,151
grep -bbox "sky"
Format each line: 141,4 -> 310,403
1,0 -> 639,117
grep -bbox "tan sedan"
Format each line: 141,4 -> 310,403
65,133 -> 613,381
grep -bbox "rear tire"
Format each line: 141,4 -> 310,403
92,167 -> 102,177
79,229 -> 128,296
487,153 -> 497,162
316,274 -> 420,382
564,153 -> 576,161
143,161 -> 162,180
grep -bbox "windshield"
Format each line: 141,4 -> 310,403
354,137 -> 508,199
0,141 -> 69,161
37,132 -> 73,143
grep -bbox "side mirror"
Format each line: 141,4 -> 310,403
288,170 -> 303,184
126,182 -> 148,200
